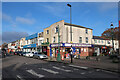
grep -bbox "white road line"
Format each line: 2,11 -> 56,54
26,69 -> 44,78
41,68 -> 59,74
62,66 -> 66,68
96,69 -> 100,71
16,75 -> 24,80
81,72 -> 86,75
101,70 -> 113,74
53,66 -> 72,72
69,65 -> 88,70
73,68 -> 79,70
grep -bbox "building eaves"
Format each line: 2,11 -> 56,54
64,22 -> 93,30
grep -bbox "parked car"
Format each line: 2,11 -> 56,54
25,52 -> 34,58
33,52 -> 48,59
15,51 -> 22,55
19,52 -> 26,56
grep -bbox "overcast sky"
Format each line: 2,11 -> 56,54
1,2 -> 119,45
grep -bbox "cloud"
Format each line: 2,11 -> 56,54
16,16 -> 35,25
98,3 -> 118,12
2,13 -> 13,22
1,31 -> 29,44
40,3 -> 67,18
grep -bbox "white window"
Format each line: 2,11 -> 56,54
102,40 -> 103,43
53,37 -> 55,43
79,37 -> 82,43
46,38 -> 49,43
98,40 -> 100,43
86,29 -> 88,34
86,37 -> 88,43
95,40 -> 97,43
56,27 -> 59,33
108,41 -> 110,44
46,30 -> 49,34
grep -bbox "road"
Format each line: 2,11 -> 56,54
2,55 -> 119,79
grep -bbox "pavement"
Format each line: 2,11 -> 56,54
43,56 -> 120,73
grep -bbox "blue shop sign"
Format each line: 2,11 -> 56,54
26,33 -> 38,40
23,44 -> 36,48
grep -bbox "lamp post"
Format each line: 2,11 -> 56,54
57,25 -> 61,61
67,4 -> 73,63
110,22 -> 114,54
67,4 -> 72,42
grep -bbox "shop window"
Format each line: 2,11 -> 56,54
84,49 -> 87,52
79,37 -> 82,43
86,37 -> 88,43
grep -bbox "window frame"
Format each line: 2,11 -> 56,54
86,37 -> 88,43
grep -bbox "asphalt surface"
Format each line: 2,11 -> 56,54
2,55 -> 119,79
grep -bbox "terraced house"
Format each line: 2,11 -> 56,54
6,20 -> 119,59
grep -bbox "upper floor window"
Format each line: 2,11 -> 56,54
98,40 -> 100,43
56,27 -> 59,33
108,41 -> 110,44
86,37 -> 88,43
95,40 -> 97,43
53,37 -> 55,43
79,37 -> 82,43
46,38 -> 49,43
86,29 -> 88,34
47,30 -> 49,34
102,40 -> 103,43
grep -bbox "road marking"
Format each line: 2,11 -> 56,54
53,66 -> 72,72
81,72 -> 86,75
16,75 -> 24,80
69,65 -> 88,70
101,70 -> 113,74
73,68 -> 79,70
40,68 -> 59,74
62,66 -> 66,68
96,69 -> 100,71
26,69 -> 44,78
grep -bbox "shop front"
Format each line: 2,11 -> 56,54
92,45 -> 111,56
50,43 -> 93,59
23,44 -> 37,52
41,42 -> 50,56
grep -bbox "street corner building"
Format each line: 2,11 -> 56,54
5,20 -> 119,59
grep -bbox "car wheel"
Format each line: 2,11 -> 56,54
33,56 -> 35,59
38,57 -> 41,60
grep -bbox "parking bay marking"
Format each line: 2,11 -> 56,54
26,69 -> 44,78
39,68 -> 59,74
16,75 -> 24,80
52,66 -> 72,72
69,65 -> 88,70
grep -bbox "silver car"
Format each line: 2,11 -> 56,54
33,52 -> 48,59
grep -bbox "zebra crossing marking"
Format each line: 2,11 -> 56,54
26,69 -> 44,78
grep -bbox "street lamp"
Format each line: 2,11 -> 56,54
67,4 -> 73,63
110,22 -> 114,54
67,4 -> 72,42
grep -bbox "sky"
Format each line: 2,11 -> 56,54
1,2 -> 119,45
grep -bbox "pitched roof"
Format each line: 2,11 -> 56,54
64,22 -> 93,30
